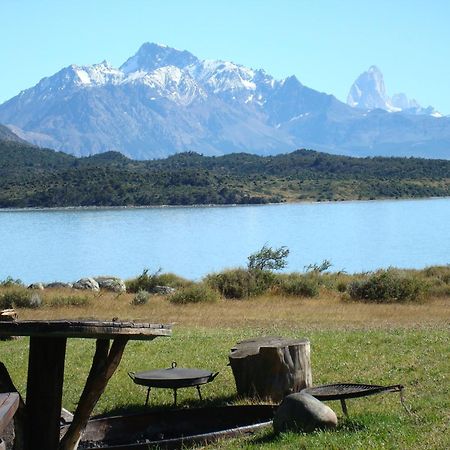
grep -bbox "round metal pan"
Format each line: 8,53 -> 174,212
129,362 -> 219,389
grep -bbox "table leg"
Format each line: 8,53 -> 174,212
196,385 -> 203,401
25,336 -> 67,450
145,387 -> 151,406
173,389 -> 177,406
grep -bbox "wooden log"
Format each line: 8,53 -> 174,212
229,337 -> 312,403
0,310 -> 17,322
0,362 -> 26,450
59,337 -> 128,450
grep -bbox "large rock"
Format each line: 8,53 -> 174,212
45,282 -> 73,289
94,276 -> 126,293
28,282 -> 45,290
273,392 -> 338,433
73,278 -> 100,291
152,285 -> 176,295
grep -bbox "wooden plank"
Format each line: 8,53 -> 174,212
25,337 -> 67,450
0,362 -> 27,449
0,392 -> 19,433
0,320 -> 172,340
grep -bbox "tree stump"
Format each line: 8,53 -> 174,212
229,337 -> 312,403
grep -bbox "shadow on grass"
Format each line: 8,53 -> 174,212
94,393 -> 240,418
247,418 -> 367,446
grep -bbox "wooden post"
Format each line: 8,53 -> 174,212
59,337 -> 128,450
229,337 -> 312,403
25,337 -> 67,450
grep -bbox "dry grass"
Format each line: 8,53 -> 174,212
15,288 -> 450,330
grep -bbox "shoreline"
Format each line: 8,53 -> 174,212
0,195 -> 449,213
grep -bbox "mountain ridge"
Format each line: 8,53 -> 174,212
0,43 -> 449,159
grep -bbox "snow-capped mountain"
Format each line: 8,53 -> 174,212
347,66 -> 442,117
1,43 -> 449,159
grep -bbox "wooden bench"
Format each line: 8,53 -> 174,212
0,392 -> 19,435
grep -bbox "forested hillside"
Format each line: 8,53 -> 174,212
1,140 -> 449,208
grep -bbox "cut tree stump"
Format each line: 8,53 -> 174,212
229,337 -> 312,403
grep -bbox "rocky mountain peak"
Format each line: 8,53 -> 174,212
120,42 -> 199,73
347,65 -> 391,110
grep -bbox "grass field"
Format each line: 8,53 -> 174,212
1,292 -> 449,449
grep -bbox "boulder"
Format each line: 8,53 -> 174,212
28,282 -> 45,290
152,285 -> 176,295
94,276 -> 126,293
73,278 -> 100,291
273,392 -> 338,433
45,282 -> 73,289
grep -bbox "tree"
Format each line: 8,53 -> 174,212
247,245 -> 289,272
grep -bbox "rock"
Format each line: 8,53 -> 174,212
73,278 -> 100,291
45,282 -> 73,289
94,276 -> 126,293
152,285 -> 176,295
273,392 -> 338,433
28,282 -> 45,290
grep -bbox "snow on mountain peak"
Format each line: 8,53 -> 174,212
71,62 -> 123,86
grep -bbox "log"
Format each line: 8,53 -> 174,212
59,337 -> 128,450
229,337 -> 312,403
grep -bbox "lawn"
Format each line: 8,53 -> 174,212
0,293 -> 449,449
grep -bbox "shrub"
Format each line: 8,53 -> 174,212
126,269 -> 159,293
169,283 -> 219,304
132,290 -> 150,306
277,273 -> 319,298
247,245 -> 289,271
0,288 -> 41,308
152,273 -> 191,289
205,268 -> 276,299
347,269 -> 427,303
0,276 -> 23,287
422,265 -> 450,297
47,295 -> 91,307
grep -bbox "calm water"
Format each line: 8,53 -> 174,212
0,198 -> 449,284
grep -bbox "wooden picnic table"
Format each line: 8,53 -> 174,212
0,320 -> 171,450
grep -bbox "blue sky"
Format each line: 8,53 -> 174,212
1,0 -> 449,113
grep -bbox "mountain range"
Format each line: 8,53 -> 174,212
0,43 -> 449,159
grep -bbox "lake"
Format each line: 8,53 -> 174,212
0,198 -> 449,284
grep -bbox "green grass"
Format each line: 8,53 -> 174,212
1,325 -> 448,449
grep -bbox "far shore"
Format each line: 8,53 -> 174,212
0,194 -> 449,213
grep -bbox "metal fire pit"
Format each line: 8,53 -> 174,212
129,362 -> 219,406
302,383 -> 404,416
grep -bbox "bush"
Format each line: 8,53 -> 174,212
169,283 -> 219,304
0,276 -> 23,287
126,269 -> 191,293
0,288 -> 41,308
47,295 -> 91,307
132,290 -> 150,306
347,269 -> 427,303
277,273 -> 319,298
152,273 -> 191,289
205,268 -> 276,299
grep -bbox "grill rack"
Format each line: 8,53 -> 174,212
302,383 -> 405,417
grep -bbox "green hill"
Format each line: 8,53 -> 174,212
1,140 -> 449,208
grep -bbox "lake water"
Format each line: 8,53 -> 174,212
0,198 -> 449,284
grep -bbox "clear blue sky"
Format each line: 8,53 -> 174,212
1,0 -> 449,113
